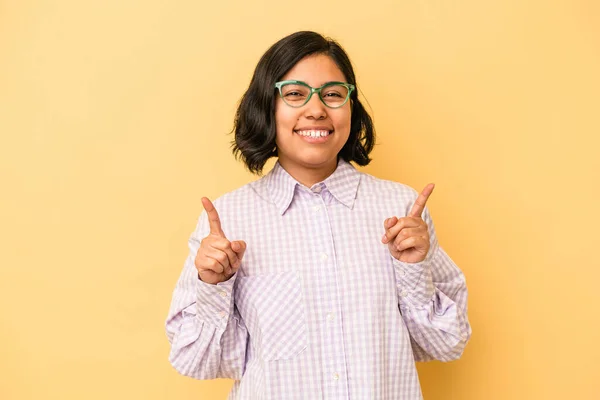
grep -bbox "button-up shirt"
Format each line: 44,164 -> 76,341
165,159 -> 471,399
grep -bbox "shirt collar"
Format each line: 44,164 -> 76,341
267,159 -> 361,215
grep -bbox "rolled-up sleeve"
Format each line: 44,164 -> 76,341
393,203 -> 472,362
165,211 -> 248,379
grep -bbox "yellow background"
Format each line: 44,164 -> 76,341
1,0 -> 599,399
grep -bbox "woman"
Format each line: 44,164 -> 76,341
165,30 -> 471,400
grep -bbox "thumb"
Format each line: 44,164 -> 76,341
231,240 -> 247,259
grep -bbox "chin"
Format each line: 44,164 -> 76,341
296,154 -> 338,169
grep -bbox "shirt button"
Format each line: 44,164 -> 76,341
400,290 -> 408,298
399,269 -> 406,277
220,291 -> 227,297
326,312 -> 334,321
320,253 -> 328,261
218,310 -> 226,318
313,186 -> 322,193
313,206 -> 321,212
333,372 -> 339,381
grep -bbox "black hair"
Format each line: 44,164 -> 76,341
231,31 -> 375,175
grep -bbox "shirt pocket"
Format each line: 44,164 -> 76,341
235,270 -> 308,361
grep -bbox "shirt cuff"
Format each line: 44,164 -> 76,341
392,257 -> 435,308
195,274 -> 238,329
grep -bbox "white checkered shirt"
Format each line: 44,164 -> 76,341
165,159 -> 471,399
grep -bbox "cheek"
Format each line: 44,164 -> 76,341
275,103 -> 299,128
333,109 -> 352,131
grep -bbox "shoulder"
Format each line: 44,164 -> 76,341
204,175 -> 273,237
211,177 -> 270,211
191,173 -> 274,239
354,170 -> 425,218
358,170 -> 419,203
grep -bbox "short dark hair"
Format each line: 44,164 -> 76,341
231,31 -> 375,175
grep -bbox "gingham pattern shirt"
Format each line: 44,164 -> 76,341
165,159 -> 471,400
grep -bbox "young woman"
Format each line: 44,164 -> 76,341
165,31 -> 471,400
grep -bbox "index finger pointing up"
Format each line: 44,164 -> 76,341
408,183 -> 435,218
201,197 -> 225,237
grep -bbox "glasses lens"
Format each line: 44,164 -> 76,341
320,84 -> 349,108
280,83 -> 311,107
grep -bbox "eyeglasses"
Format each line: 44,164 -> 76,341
274,80 -> 355,109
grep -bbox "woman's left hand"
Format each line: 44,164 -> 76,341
381,183 -> 435,263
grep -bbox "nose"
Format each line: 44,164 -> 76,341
303,91 -> 327,120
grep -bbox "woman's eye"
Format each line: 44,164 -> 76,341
323,92 -> 342,98
285,91 -> 304,97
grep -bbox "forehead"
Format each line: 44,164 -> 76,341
281,54 -> 347,86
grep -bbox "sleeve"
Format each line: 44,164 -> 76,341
165,210 -> 249,379
393,203 -> 472,362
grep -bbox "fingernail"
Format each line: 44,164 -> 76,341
381,234 -> 387,243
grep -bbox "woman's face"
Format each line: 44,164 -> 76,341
274,54 -> 352,181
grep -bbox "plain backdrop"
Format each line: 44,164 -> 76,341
1,0 -> 599,399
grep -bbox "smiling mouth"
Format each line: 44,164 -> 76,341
294,129 -> 333,138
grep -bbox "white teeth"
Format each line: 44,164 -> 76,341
296,130 -> 330,137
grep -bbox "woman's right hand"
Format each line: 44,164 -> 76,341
195,197 -> 246,285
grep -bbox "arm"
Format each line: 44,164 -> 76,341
165,211 -> 249,379
393,205 -> 472,362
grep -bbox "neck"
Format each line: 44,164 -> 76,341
279,159 -> 339,188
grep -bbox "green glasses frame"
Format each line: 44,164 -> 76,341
274,80 -> 355,109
